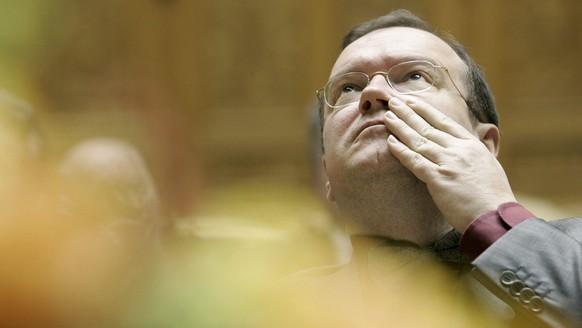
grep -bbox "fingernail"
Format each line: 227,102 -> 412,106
385,111 -> 397,120
389,98 -> 403,107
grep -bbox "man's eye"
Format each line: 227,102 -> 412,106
341,85 -> 357,93
406,71 -> 428,82
409,73 -> 423,80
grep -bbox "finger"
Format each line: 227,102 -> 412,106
400,97 -> 475,140
387,135 -> 435,183
387,98 -> 453,147
384,108 -> 442,163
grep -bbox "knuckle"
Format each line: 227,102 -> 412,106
410,152 -> 422,167
420,125 -> 435,138
414,136 -> 428,149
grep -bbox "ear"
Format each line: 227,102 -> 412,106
476,123 -> 501,157
321,155 -> 335,202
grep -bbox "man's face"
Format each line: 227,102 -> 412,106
321,27 -> 474,202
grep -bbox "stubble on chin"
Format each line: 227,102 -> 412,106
330,164 -> 449,245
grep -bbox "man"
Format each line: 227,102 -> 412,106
295,9 -> 581,328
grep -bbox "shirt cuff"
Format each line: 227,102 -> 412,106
459,202 -> 535,259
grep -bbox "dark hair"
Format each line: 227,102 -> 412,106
318,9 -> 498,137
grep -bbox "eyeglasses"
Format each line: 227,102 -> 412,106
317,60 -> 467,109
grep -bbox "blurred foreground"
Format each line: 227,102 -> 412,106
0,175 -> 498,327
0,151 -> 505,328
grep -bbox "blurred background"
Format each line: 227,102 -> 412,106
1,0 -> 581,217
0,0 -> 581,327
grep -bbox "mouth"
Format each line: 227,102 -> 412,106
355,119 -> 386,139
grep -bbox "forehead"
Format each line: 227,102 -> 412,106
331,27 -> 465,77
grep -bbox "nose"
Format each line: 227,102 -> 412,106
358,74 -> 393,115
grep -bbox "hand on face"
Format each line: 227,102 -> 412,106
384,97 -> 516,232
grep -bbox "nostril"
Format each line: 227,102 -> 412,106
362,100 -> 371,111
378,99 -> 389,108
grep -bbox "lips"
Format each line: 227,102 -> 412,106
354,119 -> 386,139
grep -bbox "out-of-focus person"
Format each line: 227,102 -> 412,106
0,101 -> 162,327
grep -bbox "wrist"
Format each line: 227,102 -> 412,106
459,202 -> 534,259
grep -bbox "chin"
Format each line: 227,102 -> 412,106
347,151 -> 404,179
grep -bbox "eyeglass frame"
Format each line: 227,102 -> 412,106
316,60 -> 468,110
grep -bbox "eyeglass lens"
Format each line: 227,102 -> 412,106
324,61 -> 439,108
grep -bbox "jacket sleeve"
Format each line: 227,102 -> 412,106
470,217 -> 582,328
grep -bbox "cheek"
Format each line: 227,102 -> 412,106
322,118 -> 348,151
321,124 -> 336,153
321,105 -> 363,155
322,107 -> 357,134
321,114 -> 343,148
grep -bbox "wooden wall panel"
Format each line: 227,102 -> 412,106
26,0 -> 582,212
493,1 -> 582,205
